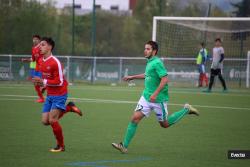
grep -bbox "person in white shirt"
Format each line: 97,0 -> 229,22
204,38 -> 227,92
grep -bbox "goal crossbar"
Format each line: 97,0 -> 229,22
152,17 -> 250,41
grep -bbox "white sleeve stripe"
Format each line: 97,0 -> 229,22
51,56 -> 64,86
43,79 -> 47,86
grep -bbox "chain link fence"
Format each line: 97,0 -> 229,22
0,54 -> 249,88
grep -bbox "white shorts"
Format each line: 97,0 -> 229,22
135,96 -> 168,122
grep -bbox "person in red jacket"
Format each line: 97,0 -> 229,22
22,35 -> 45,103
33,37 -> 82,152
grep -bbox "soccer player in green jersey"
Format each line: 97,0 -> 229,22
112,41 -> 199,153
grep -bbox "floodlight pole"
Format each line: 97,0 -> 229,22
204,3 -> 211,45
72,0 -> 75,56
247,51 -> 250,88
239,31 -> 244,87
69,0 -> 75,83
91,0 -> 96,84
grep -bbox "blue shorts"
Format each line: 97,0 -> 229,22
30,69 -> 35,78
198,64 -> 205,73
34,71 -> 42,78
42,94 -> 68,113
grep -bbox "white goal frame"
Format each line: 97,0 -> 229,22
247,51 -> 250,88
152,17 -> 250,88
152,17 -> 250,41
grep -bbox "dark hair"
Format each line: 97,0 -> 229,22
41,37 -> 55,50
200,42 -> 205,47
33,35 -> 41,39
146,40 -> 158,54
215,38 -> 221,42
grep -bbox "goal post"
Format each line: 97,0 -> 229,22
247,51 -> 250,88
152,17 -> 250,88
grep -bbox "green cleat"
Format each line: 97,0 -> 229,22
184,104 -> 199,116
111,142 -> 128,154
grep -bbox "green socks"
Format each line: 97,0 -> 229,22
122,108 -> 188,148
167,108 -> 189,126
123,122 -> 138,148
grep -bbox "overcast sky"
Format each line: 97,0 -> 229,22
38,0 -> 129,10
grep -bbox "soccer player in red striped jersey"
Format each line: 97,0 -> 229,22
33,37 -> 82,152
22,35 -> 45,103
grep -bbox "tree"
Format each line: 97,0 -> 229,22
230,0 -> 250,56
132,0 -> 165,53
180,1 -> 203,17
0,0 -> 57,54
231,0 -> 250,17
210,5 -> 228,17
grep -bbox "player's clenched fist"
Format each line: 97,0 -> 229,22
32,77 -> 43,86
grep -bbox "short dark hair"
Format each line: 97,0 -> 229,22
33,35 -> 41,39
215,38 -> 221,42
41,37 -> 55,50
200,42 -> 205,47
146,40 -> 158,54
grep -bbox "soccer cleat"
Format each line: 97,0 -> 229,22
66,102 -> 82,116
49,145 -> 65,153
111,142 -> 128,154
184,104 -> 199,116
36,98 -> 45,103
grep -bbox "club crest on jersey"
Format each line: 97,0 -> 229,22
46,66 -> 51,70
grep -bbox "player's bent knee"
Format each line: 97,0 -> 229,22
160,124 -> 168,128
131,116 -> 142,124
41,120 -> 50,126
159,121 -> 169,128
48,119 -> 56,125
131,111 -> 144,123
131,119 -> 140,124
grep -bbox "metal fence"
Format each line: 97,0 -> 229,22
0,54 -> 249,88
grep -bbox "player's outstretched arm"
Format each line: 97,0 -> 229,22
123,73 -> 145,81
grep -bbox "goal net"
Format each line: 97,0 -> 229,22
152,17 -> 250,88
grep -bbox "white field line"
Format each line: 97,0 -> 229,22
0,94 -> 250,111
0,85 -> 250,97
0,98 -> 34,101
